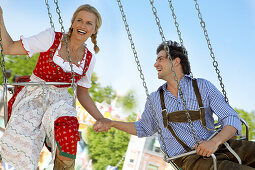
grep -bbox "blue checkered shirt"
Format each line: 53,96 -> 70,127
135,75 -> 242,157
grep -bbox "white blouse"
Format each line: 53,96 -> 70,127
20,28 -> 95,88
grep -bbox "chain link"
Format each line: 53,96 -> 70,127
167,0 -> 192,77
0,30 -> 7,82
45,0 -> 55,30
0,28 -> 9,127
149,0 -> 199,150
117,0 -> 200,162
53,0 -> 77,105
116,0 -> 171,157
192,0 -> 228,103
115,154 -> 125,168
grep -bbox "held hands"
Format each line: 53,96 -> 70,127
193,140 -> 219,157
93,118 -> 112,133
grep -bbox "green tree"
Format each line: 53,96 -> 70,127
89,72 -> 116,104
86,126 -> 130,170
116,90 -> 137,112
236,109 -> 255,140
126,112 -> 138,122
0,54 -> 39,83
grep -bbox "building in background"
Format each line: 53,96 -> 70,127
123,134 -> 175,170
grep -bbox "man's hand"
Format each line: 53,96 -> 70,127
193,140 -> 219,157
93,118 -> 112,132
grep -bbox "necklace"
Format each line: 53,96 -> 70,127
60,43 -> 85,66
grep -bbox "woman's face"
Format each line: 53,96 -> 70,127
71,10 -> 97,42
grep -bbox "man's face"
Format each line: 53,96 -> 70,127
154,50 -> 172,80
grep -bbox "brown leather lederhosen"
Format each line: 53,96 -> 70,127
160,79 -> 209,151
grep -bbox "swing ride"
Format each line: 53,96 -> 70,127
0,0 -> 252,170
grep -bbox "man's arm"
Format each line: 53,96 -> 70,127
93,118 -> 137,136
195,125 -> 237,157
111,121 -> 137,136
194,79 -> 242,157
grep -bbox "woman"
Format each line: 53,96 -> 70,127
0,4 -> 107,170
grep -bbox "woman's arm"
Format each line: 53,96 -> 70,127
77,85 -> 104,120
0,7 -> 27,55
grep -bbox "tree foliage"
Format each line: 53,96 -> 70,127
0,54 -> 39,83
116,90 -> 137,112
86,126 -> 130,170
236,109 -> 255,140
89,73 -> 116,104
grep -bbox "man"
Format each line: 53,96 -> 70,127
94,41 -> 255,170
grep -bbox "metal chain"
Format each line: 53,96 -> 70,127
0,29 -> 7,81
192,0 -> 228,103
149,0 -> 199,147
116,0 -> 170,157
45,0 -> 55,30
53,0 -> 77,105
167,0 -> 193,77
0,29 -> 8,127
115,154 -> 126,168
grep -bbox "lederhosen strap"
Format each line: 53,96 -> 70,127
192,79 -> 207,128
160,89 -> 192,152
159,78 -> 207,152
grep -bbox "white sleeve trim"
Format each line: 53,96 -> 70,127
77,54 -> 96,88
20,28 -> 55,58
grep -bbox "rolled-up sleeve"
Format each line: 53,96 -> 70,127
135,97 -> 158,137
206,80 -> 242,135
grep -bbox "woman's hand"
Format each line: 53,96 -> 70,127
93,118 -> 112,132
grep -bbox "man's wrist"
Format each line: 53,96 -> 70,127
210,137 -> 222,147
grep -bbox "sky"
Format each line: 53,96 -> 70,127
1,0 -> 255,114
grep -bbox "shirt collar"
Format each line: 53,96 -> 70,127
157,74 -> 193,92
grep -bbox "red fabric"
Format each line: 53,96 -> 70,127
54,116 -> 80,157
7,77 -> 31,122
33,32 -> 93,88
13,76 -> 31,93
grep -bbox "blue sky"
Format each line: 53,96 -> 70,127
1,0 -> 255,113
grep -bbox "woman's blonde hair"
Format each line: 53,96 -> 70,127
67,4 -> 102,53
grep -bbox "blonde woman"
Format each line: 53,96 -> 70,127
0,4 -> 108,169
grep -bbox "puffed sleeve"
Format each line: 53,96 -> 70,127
77,54 -> 96,88
20,28 -> 55,58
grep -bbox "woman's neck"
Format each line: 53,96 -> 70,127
68,35 -> 84,50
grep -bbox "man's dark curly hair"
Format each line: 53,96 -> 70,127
156,40 -> 191,75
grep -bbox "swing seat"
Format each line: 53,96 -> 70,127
13,76 -> 30,93
166,118 -> 249,170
